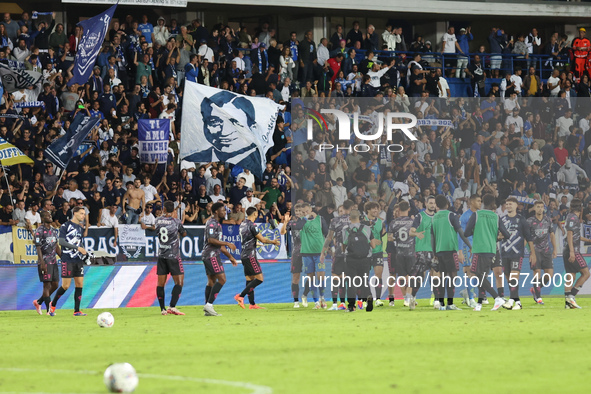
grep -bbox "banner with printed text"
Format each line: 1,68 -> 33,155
138,119 -> 170,164
12,227 -> 37,265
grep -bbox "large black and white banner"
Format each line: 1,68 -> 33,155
0,63 -> 42,93
180,81 -> 282,178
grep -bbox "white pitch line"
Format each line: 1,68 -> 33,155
0,368 -> 273,394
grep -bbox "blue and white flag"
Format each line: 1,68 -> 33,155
180,81 -> 283,178
0,63 -> 42,93
45,113 -> 100,169
138,119 -> 170,164
68,3 -> 117,87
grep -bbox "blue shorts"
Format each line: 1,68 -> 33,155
302,255 -> 325,274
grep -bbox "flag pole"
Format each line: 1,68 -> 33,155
1,163 -> 13,204
51,167 -> 66,203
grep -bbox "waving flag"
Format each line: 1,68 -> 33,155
180,81 -> 283,178
68,3 -> 117,86
0,63 -> 42,93
45,113 -> 100,169
0,137 -> 34,166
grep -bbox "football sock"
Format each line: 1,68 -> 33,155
389,295 -> 394,302
43,296 -> 51,312
52,286 -> 66,307
347,297 -> 356,310
37,295 -> 44,304
311,285 -> 318,302
510,286 -> 519,300
74,287 -> 82,313
447,297 -> 454,306
571,287 -> 581,296
534,286 -> 541,299
542,275 -> 551,288
244,281 -> 254,305
170,284 -> 182,308
338,286 -> 346,302
248,289 -> 256,305
303,281 -> 310,296
156,286 -> 165,310
478,297 -> 484,304
207,282 -> 223,304
240,279 -> 262,298
479,276 -> 498,299
497,287 -> 504,298
438,298 -> 445,306
291,283 -> 299,302
205,286 -> 212,304
375,279 -> 382,300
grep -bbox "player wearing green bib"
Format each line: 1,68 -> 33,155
300,203 -> 329,309
364,201 -> 385,307
464,194 -> 511,311
409,196 -> 441,308
431,195 -> 472,310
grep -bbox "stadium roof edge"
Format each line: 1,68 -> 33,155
190,0 -> 591,18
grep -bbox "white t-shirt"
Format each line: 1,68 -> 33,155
210,193 -> 226,203
140,213 -> 156,227
505,115 -> 524,131
238,172 -> 256,190
438,77 -> 450,98
556,117 -> 574,138
100,209 -> 119,228
141,184 -> 158,202
240,196 -> 261,209
64,189 -> 87,201
442,33 -> 457,53
547,76 -> 561,96
579,117 -> 590,134
510,75 -> 523,93
24,210 -> 41,226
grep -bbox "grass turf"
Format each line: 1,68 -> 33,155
0,297 -> 589,393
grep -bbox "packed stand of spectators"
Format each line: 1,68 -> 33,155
1,11 -> 591,236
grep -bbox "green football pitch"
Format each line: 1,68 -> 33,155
0,298 -> 589,394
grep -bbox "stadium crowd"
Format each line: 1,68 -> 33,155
1,11 -> 591,243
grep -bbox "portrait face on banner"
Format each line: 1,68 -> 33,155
201,91 -> 257,158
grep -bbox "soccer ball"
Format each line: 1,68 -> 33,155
103,363 -> 138,393
97,312 -> 115,328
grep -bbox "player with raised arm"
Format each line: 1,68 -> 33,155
49,206 -> 89,317
458,194 -> 481,308
320,200 -> 354,310
202,202 -> 238,316
280,203 -> 305,308
409,195 -> 441,309
234,207 -> 280,309
300,203 -> 329,309
155,201 -> 187,316
499,197 -> 536,310
464,194 -> 512,311
388,201 -> 415,308
431,195 -> 472,310
363,201 -> 386,307
32,211 -> 62,315
527,200 -> 557,305
563,199 -> 591,309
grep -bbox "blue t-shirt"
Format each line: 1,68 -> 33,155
138,23 -> 154,44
